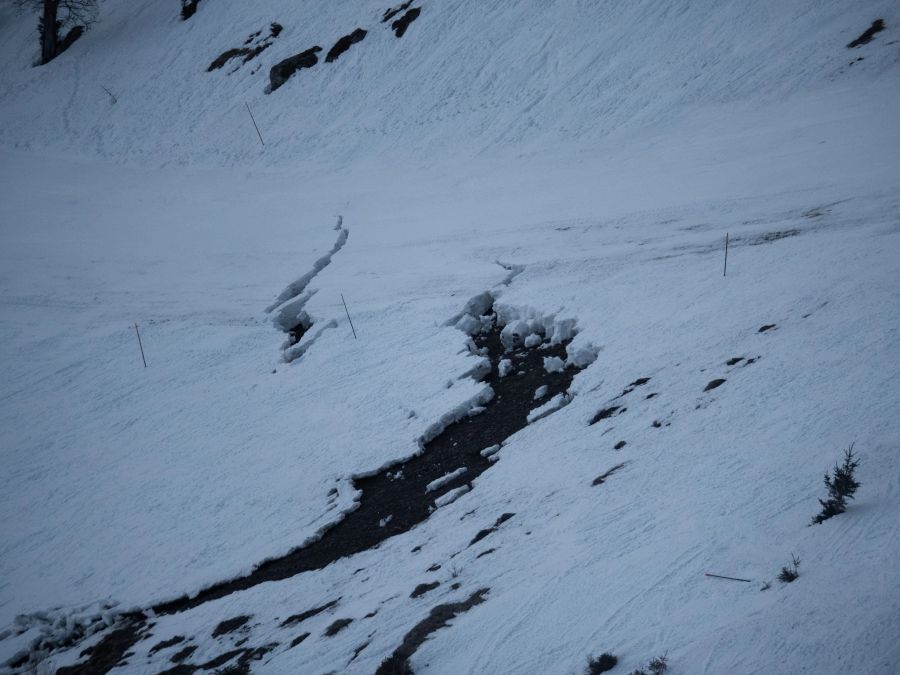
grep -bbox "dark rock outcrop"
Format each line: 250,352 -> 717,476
392,7 -> 421,38
269,47 -> 322,92
326,28 -> 367,63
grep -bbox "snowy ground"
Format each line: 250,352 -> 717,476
1,0 -> 899,673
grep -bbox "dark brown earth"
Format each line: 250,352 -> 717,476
375,588 -> 490,674
847,19 -> 885,48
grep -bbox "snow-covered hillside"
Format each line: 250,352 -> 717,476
1,1 -> 898,673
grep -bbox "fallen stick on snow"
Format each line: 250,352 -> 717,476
705,572 -> 751,583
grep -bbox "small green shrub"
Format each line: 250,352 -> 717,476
629,652 -> 668,675
778,554 -> 801,583
812,445 -> 861,525
586,652 -> 618,674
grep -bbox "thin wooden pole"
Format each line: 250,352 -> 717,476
341,294 -> 358,340
723,232 -> 729,277
245,102 -> 265,146
134,323 -> 147,368
705,572 -> 751,582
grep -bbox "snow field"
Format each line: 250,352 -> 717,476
0,0 -> 899,672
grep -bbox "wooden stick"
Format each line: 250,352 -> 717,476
705,572 -> 751,582
723,232 -> 729,277
102,86 -> 117,104
245,102 -> 265,146
341,294 -> 358,340
134,323 -> 147,368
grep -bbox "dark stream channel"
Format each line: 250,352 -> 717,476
153,306 -> 582,615
50,306 -> 585,674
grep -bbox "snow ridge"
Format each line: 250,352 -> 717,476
265,216 -> 349,314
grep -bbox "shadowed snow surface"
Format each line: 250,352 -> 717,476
0,0 -> 899,673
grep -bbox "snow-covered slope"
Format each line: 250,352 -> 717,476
1,1 -> 898,673
0,0 -> 897,166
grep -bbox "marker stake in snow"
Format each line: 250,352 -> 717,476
245,102 -> 265,146
705,572 -> 751,583
723,232 -> 729,277
134,323 -> 147,368
341,293 -> 358,340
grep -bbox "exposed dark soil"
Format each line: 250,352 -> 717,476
212,615 -> 250,637
287,319 -> 311,347
751,229 -> 800,245
324,618 -> 353,637
375,588 -> 490,675
172,645 -> 198,663
56,621 -> 149,674
152,307 -> 582,615
383,1 -> 414,23
587,652 -> 619,674
269,46 -> 322,92
726,357 -> 744,366
149,635 -> 185,655
351,641 -> 371,662
289,633 -> 310,648
208,48 -> 246,71
181,0 -> 202,21
468,512 -> 514,546
326,28 -> 367,63
392,7 -> 422,38
620,377 -> 651,396
209,23 -> 283,72
614,440 -> 626,450
279,598 -> 340,628
704,378 -> 726,391
847,19 -> 885,48
590,405 -> 625,425
592,463 -> 626,486
410,581 -> 440,598
208,44 -> 266,71
158,643 -> 276,675
758,324 -> 776,333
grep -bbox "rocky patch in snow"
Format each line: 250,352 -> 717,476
180,0 -> 203,21
592,462 -> 627,487
847,19 -> 885,49
391,7 -> 422,38
375,588 -> 489,675
325,28 -> 367,63
590,405 -> 626,426
207,23 -> 282,73
268,46 -> 321,92
382,2 -> 414,23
